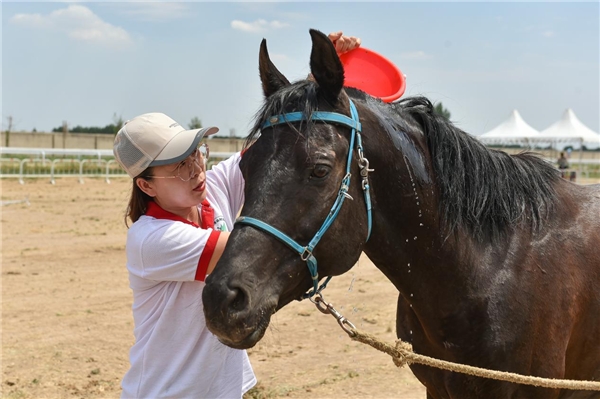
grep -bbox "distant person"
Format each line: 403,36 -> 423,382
557,151 -> 576,181
558,152 -> 569,169
113,31 -> 361,399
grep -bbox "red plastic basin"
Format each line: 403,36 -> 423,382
339,47 -> 406,103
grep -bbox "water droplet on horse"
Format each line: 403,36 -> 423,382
419,223 -> 423,227
410,293 -> 413,297
416,202 -> 420,205
412,183 -> 415,187
410,304 -> 413,307
410,330 -> 413,335
408,270 -> 411,273
414,236 -> 417,240
419,214 -> 422,218
406,239 -> 409,242
407,263 -> 411,267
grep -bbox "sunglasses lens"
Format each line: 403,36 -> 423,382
176,145 -> 208,181
200,144 -> 209,160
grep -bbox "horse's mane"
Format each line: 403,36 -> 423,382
399,96 -> 561,240
245,80 -> 320,147
245,81 -> 561,241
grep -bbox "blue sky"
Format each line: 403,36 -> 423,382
2,1 -> 599,137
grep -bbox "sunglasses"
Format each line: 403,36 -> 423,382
148,143 -> 209,182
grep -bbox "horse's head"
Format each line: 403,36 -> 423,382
202,29 -> 372,349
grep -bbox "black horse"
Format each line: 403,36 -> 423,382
203,29 -> 600,399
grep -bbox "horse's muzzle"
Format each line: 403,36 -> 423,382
203,277 -> 273,349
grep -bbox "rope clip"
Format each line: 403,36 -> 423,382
311,294 -> 357,337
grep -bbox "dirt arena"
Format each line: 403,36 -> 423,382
2,177 -> 426,399
3,175 -> 600,398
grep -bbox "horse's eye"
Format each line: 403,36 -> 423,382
311,164 -> 330,179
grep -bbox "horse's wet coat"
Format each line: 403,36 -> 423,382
203,29 -> 600,399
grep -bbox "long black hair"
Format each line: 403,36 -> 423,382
402,96 -> 560,240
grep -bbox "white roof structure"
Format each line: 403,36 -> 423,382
478,110 -> 540,145
536,109 -> 600,149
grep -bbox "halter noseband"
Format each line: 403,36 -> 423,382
235,99 -> 373,299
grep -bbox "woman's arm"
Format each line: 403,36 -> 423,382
206,231 -> 230,276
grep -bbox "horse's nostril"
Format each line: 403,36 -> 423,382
227,285 -> 249,314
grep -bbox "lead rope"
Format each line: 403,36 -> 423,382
312,293 -> 600,391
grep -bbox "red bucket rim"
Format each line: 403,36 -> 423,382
339,47 -> 406,103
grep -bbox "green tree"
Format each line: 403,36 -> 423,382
52,124 -> 114,134
112,113 -> 124,135
188,117 -> 203,130
51,113 -> 124,134
433,102 -> 451,120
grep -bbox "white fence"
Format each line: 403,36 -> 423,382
3,147 -> 597,184
0,147 -> 234,184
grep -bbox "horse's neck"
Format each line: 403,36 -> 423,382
362,161 -> 477,303
365,227 -> 461,283
358,100 -> 480,297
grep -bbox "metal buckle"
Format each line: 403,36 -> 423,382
300,247 -> 313,262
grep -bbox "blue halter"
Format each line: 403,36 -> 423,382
235,99 -> 373,299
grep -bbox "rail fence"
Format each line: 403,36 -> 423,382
2,147 -> 598,185
0,147 -> 234,184
547,158 -> 600,181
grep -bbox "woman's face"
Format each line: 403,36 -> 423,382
139,148 -> 208,212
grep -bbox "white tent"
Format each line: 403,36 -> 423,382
536,109 -> 600,150
478,110 -> 540,146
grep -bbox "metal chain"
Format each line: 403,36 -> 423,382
309,293 -> 356,336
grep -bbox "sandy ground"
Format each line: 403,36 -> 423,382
1,178 -> 426,399
3,175 -> 599,399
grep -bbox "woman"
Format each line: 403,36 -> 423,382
114,31 -> 361,398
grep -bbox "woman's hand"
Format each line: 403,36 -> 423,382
328,31 -> 362,54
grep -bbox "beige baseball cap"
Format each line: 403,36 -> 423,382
113,112 -> 218,178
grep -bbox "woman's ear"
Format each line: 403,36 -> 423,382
136,177 -> 157,197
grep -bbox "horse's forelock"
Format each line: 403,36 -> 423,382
245,80 -> 332,149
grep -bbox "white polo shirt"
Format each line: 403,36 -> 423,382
121,152 -> 256,399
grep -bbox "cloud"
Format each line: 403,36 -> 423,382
231,19 -> 290,33
541,30 -> 556,38
519,24 -> 557,39
271,53 -> 290,63
10,5 -> 133,49
400,51 -> 433,60
110,3 -> 190,21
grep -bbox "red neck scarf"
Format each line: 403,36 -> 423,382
146,200 -> 214,229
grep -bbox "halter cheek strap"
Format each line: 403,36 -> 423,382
236,99 -> 373,299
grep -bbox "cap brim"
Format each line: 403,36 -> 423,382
150,126 -> 219,167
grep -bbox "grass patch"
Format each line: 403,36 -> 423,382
243,383 -> 277,399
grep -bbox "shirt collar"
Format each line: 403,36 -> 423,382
145,201 -> 199,228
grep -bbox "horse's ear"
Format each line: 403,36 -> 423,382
309,29 -> 344,105
259,38 -> 290,98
